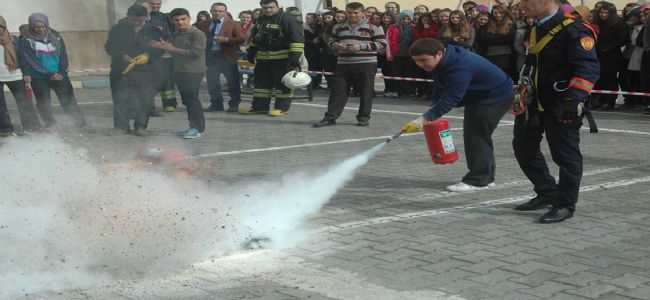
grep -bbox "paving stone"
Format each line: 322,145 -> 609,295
13,86 -> 650,300
564,283 -> 621,299
458,259 -> 511,275
605,273 -> 650,289
552,272 -> 614,287
519,282 -> 576,298
612,286 -> 650,299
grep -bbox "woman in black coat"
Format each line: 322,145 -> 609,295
593,3 -> 630,109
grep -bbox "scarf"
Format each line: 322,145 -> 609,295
0,16 -> 18,70
25,13 -> 59,48
400,24 -> 412,44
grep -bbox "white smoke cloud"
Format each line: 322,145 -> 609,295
0,135 -> 385,299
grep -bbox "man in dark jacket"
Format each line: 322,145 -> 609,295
105,4 -> 163,136
512,0 -> 599,223
402,38 -> 514,192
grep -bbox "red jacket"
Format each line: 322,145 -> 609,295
412,25 -> 439,41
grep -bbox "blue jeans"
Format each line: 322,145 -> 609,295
206,51 -> 241,109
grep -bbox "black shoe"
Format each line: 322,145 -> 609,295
226,107 -> 239,113
313,119 -> 336,127
356,120 -> 369,127
515,195 -> 553,211
204,105 -> 224,112
150,110 -> 164,117
539,207 -> 574,223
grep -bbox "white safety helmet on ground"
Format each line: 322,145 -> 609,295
281,71 -> 312,89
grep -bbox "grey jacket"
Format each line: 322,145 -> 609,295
170,26 -> 207,73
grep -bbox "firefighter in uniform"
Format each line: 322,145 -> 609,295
149,5 -> 178,114
242,0 -> 305,116
513,0 -> 600,223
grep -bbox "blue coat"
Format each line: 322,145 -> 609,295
424,45 -> 514,121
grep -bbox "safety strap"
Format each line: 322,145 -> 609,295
529,18 -> 574,112
528,19 -> 574,55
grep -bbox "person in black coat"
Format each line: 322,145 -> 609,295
592,3 -> 630,109
105,5 -> 164,136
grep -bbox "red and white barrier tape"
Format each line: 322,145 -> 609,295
304,71 -> 650,96
65,68 -> 650,97
591,89 -> 650,97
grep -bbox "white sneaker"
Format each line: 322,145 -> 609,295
446,182 -> 491,192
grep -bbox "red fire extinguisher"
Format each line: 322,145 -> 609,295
25,83 -> 34,104
424,118 -> 458,165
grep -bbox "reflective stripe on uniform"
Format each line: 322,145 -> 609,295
253,88 -> 273,97
161,90 -> 176,100
289,43 -> 304,53
256,49 -> 290,60
275,92 -> 294,98
568,77 -> 595,93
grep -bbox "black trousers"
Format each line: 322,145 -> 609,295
594,71 -> 619,107
111,71 -> 152,130
513,110 -> 583,210
324,62 -> 377,122
394,56 -> 416,96
252,59 -> 292,111
206,51 -> 241,110
640,51 -> 650,106
378,55 -> 397,93
461,100 -> 510,186
0,80 -> 41,131
175,72 -> 205,132
31,76 -> 86,127
305,48 -> 323,87
321,53 -> 337,88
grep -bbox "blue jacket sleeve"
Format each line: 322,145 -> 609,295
424,69 -> 472,120
565,23 -> 600,100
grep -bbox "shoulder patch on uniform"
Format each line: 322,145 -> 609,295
580,37 -> 594,50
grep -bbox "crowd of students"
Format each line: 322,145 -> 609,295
2,1 -> 650,138
298,1 -> 650,112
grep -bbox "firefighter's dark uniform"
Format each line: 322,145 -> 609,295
248,10 -> 304,113
513,11 -> 599,214
150,11 -> 178,110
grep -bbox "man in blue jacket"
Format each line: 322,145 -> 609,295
401,38 -> 514,192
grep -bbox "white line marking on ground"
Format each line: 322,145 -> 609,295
191,133 -> 425,158
398,162 -> 650,202
593,128 -> 650,136
13,100 -> 650,136
324,175 -> 650,232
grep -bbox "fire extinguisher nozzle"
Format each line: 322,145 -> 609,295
386,131 -> 405,143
